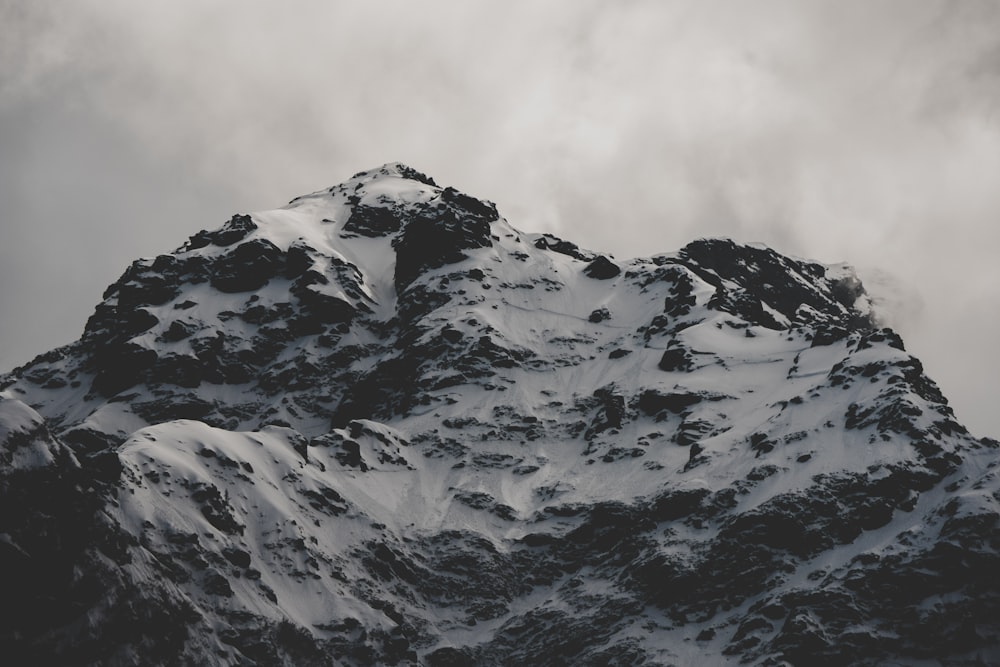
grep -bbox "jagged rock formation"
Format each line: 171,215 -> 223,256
1,163 -> 998,666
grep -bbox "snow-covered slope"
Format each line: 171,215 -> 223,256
2,163 -> 998,666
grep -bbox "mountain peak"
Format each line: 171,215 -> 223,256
675,236 -> 875,333
1,166 -> 997,666
348,162 -> 438,187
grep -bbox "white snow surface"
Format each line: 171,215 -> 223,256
0,393 -> 77,470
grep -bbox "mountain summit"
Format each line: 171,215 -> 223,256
2,164 -> 998,665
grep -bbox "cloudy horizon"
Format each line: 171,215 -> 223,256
2,1 -> 998,435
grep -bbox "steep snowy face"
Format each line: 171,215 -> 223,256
1,164 -> 998,666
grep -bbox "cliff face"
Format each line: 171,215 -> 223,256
2,163 -> 998,666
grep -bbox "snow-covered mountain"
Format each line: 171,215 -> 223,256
2,163 -> 997,666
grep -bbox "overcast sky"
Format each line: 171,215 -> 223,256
1,1 -> 998,436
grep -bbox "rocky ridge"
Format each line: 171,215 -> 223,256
1,163 -> 998,665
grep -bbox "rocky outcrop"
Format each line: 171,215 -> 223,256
392,187 -> 497,292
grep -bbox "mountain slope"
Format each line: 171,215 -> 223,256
2,163 -> 998,666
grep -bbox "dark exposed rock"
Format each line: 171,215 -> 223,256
857,327 -> 905,352
584,387 -> 627,440
92,342 -> 158,396
351,163 -> 438,188
117,276 -> 178,309
132,393 -> 215,423
392,189 -> 496,292
222,547 -> 252,568
583,255 -> 621,279
588,307 -> 611,323
678,238 -> 874,332
426,646 -> 476,667
283,240 -> 316,279
676,418 -> 713,446
152,353 -> 204,388
344,204 -> 405,238
159,320 -> 199,343
811,325 -> 849,347
650,487 -> 711,521
637,389 -> 703,416
184,214 -> 257,249
119,308 -> 160,337
331,356 -> 422,427
61,427 -> 121,457
290,270 -> 357,327
657,346 -> 692,372
210,238 -> 283,293
533,234 -> 594,261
